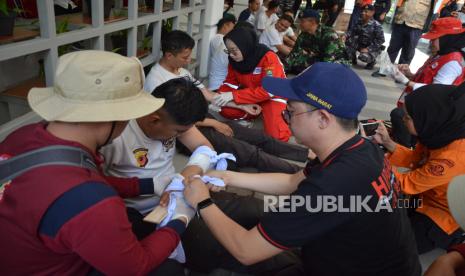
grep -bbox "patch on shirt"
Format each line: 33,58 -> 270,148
253,67 -> 262,75
427,164 -> 445,176
162,137 -> 176,152
431,62 -> 438,69
265,67 -> 274,76
133,148 -> 149,167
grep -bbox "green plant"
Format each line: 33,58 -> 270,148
141,36 -> 152,50
0,0 -> 24,16
56,18 -> 71,56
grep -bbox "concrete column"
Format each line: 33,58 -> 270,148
199,0 -> 223,78
343,0 -> 356,14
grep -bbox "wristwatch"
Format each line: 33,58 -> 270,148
197,197 -> 214,211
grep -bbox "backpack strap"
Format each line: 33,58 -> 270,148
0,145 -> 97,184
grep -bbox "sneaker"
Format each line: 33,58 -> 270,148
371,70 -> 386,77
236,120 -> 254,128
365,62 -> 375,70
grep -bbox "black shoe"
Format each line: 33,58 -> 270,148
365,62 -> 375,70
352,57 -> 357,66
371,70 -> 386,77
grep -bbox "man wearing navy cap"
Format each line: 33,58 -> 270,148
346,4 -> 385,70
184,63 -> 421,275
284,9 -> 349,75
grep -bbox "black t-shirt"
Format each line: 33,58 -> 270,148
258,136 -> 421,276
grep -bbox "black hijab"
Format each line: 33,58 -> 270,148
405,83 -> 465,149
438,32 -> 465,56
223,27 -> 271,74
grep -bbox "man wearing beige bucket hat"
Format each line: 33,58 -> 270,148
424,176 -> 465,275
0,51 -> 194,275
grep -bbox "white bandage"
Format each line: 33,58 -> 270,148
185,146 -> 215,173
185,145 -> 236,173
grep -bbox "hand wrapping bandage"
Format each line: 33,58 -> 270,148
185,145 -> 236,173
157,172 -> 228,263
158,174 -> 188,263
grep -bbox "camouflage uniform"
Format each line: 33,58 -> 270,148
284,24 -> 349,74
346,18 -> 385,66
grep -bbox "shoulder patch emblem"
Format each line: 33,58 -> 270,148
427,164 -> 445,176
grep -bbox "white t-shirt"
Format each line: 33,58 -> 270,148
209,34 -> 228,90
259,25 -> 284,52
413,60 -> 463,90
101,120 -> 177,196
458,12 -> 465,24
144,63 -> 204,94
102,63 -> 205,196
284,26 -> 295,37
256,11 -> 279,34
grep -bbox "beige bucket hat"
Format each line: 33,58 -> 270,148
447,175 -> 465,230
28,50 -> 164,122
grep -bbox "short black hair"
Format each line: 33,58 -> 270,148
161,30 -> 195,55
268,0 -> 280,9
234,21 -> 255,31
305,103 -> 359,131
335,117 -> 359,131
283,8 -> 294,16
151,77 -> 208,126
280,14 -> 294,24
217,16 -> 236,30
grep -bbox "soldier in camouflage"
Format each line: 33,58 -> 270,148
284,9 -> 350,75
346,4 -> 385,70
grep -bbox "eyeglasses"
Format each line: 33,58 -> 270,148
223,48 -> 240,56
281,108 -> 318,124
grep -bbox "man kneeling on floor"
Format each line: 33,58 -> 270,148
101,77 -> 299,274
0,51 -> 193,275
184,62 -> 422,276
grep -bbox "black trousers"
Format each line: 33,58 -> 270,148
387,23 -> 423,65
410,211 -> 465,254
178,120 -> 308,174
292,0 -> 313,15
127,193 -> 300,275
183,191 -> 300,274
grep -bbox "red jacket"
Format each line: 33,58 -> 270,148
0,123 -> 182,275
218,51 -> 287,105
397,52 -> 465,107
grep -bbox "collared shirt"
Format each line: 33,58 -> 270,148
258,136 -> 421,275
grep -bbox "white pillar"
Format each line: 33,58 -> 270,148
199,0 -> 223,78
343,0 -> 356,14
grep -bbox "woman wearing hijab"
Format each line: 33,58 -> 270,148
213,26 -> 291,142
389,17 -> 465,147
374,83 -> 465,254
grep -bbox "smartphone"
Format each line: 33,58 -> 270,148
361,121 -> 379,137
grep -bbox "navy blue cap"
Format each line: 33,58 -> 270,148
299,9 -> 320,21
263,63 -> 367,119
